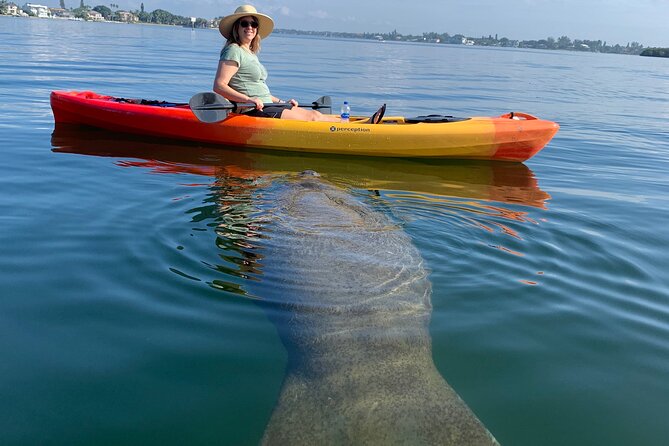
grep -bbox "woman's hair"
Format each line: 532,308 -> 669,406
227,17 -> 262,53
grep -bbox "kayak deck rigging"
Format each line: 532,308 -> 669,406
113,96 -> 470,125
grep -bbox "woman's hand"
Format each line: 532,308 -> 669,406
272,97 -> 298,107
249,97 -> 264,110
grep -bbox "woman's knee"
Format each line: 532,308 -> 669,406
281,108 -> 317,121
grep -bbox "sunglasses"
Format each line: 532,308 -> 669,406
239,20 -> 259,29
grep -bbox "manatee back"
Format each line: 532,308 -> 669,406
254,174 -> 498,446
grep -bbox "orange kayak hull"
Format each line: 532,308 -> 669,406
51,90 -> 558,161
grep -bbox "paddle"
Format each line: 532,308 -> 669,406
189,91 -> 332,123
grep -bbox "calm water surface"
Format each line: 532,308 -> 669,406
1,16 -> 669,445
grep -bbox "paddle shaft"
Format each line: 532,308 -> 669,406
192,101 -> 325,111
189,92 -> 332,123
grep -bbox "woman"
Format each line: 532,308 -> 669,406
214,5 -> 340,122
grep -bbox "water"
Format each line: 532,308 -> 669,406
2,16 -> 669,445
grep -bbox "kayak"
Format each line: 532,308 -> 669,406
50,90 -> 559,161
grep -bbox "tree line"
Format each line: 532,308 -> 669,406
640,48 -> 669,58
80,2 -> 209,27
278,29 -> 648,55
3,1 -> 659,56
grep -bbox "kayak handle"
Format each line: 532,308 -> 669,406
500,112 -> 538,120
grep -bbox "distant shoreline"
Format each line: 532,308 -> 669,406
273,28 -> 648,56
0,13 -> 655,56
640,48 -> 669,58
0,14 -> 179,27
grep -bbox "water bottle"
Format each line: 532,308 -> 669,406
340,101 -> 350,123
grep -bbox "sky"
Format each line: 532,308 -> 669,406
61,0 -> 669,47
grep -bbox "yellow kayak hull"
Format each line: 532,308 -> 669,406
51,91 -> 559,162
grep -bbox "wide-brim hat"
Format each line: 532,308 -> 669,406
219,5 -> 274,40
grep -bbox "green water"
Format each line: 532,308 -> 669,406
1,16 -> 668,445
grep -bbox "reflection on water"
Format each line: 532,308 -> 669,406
52,125 -> 550,299
51,125 -> 550,207
191,175 -> 266,296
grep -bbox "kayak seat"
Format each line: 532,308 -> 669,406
406,115 -> 470,123
369,104 -> 386,124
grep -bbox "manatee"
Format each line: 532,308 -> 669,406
255,171 -> 498,446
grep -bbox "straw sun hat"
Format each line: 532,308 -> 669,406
218,5 -> 275,40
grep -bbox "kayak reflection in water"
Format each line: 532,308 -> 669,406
213,5 -> 340,122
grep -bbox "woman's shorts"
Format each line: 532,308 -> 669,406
243,104 -> 293,119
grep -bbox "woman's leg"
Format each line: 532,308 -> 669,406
280,107 -> 340,122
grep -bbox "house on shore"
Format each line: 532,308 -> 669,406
2,2 -> 20,15
49,7 -> 73,19
116,10 -> 138,23
23,3 -> 50,17
86,10 -> 103,21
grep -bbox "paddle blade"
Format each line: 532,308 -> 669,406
189,91 -> 234,123
312,96 -> 332,114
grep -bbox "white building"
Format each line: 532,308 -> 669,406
116,10 -> 138,22
23,3 -> 50,18
86,10 -> 103,21
3,3 -> 20,15
49,7 -> 73,18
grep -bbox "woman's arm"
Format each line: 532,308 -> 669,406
213,60 -> 264,110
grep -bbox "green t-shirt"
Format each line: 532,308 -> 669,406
219,44 -> 272,102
